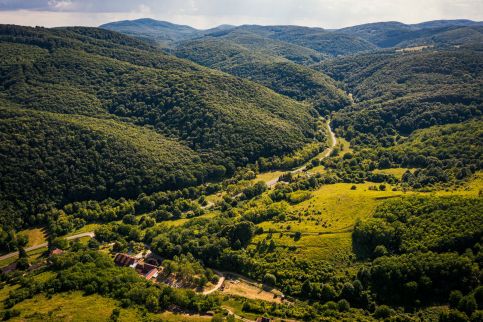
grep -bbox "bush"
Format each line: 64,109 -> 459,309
374,305 -> 393,319
450,291 -> 464,308
459,295 -> 478,316
474,286 -> 483,309
373,245 -> 388,258
470,311 -> 483,322
88,238 -> 100,250
440,310 -> 470,322
263,273 -> 277,286
337,299 -> 350,312
16,257 -> 29,270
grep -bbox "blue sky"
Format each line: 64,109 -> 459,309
0,0 -> 481,29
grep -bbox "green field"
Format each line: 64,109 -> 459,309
18,228 -> 46,247
0,246 -> 47,268
251,173 -> 482,266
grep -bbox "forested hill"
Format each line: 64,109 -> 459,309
316,47 -> 482,187
174,36 -> 351,114
0,25 -> 319,228
101,18 -> 482,53
100,18 -> 203,46
317,48 -> 482,146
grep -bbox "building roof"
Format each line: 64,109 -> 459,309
135,262 -> 157,274
144,268 -> 158,280
135,262 -> 158,279
50,248 -> 64,256
114,253 -> 137,267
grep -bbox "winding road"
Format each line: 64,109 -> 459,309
266,120 -> 337,187
202,270 -> 225,295
0,232 -> 95,262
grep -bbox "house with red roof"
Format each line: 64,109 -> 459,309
114,253 -> 158,280
135,262 -> 159,280
49,248 -> 64,256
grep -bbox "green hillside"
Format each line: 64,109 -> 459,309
100,18 -> 202,46
1,18 -> 482,322
227,25 -> 377,56
339,21 -> 483,48
0,107 -> 208,229
0,25 -> 317,165
0,25 -> 319,228
203,28 -> 326,65
318,48 -> 482,146
175,37 -> 350,113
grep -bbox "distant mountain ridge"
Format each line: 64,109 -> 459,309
101,18 -> 483,53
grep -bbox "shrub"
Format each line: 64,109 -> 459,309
374,305 -> 393,319
337,299 -> 350,312
450,291 -> 464,309
459,295 -> 478,316
373,245 -> 388,258
440,310 -> 470,322
263,273 -> 277,286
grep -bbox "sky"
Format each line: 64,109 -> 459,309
0,0 -> 481,29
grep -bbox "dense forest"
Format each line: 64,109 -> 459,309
318,49 -> 482,142
175,37 -> 351,114
316,48 -> 483,186
0,25 -> 323,229
0,18 -> 482,322
353,196 -> 482,314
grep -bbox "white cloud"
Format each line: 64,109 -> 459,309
0,0 -> 481,29
47,0 -> 73,11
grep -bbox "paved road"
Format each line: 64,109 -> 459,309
266,120 -> 337,187
0,231 -> 95,261
202,269 -> 225,295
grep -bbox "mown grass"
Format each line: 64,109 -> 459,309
160,211 -> 219,228
67,223 -> 102,237
8,291 -> 141,322
18,228 -> 47,247
373,167 -> 415,179
255,170 -> 284,184
7,290 -> 215,322
0,246 -> 47,268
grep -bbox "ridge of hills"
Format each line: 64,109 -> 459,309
0,24 -> 321,226
101,18 -> 483,54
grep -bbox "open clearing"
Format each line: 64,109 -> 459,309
19,228 -> 47,247
373,167 -> 415,179
221,272 -> 284,303
252,173 -> 482,264
7,290 -> 213,322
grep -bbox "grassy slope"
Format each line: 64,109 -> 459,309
6,290 -> 211,322
251,171 -> 482,268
